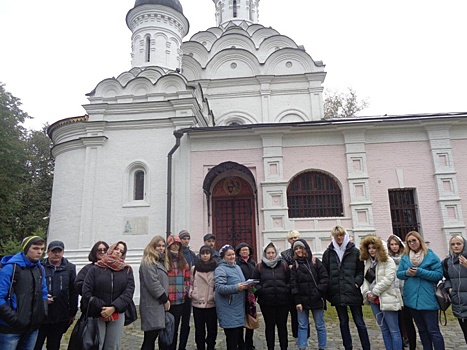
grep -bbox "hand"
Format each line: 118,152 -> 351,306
101,306 -> 116,318
296,304 -> 303,312
238,283 -> 248,291
164,301 -> 171,312
367,292 -> 376,303
460,256 -> 467,268
407,267 -> 417,276
47,294 -> 54,304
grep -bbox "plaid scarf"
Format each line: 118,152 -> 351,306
167,256 -> 190,304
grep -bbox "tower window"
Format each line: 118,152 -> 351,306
145,36 -> 151,62
233,0 -> 237,17
287,171 -> 343,218
134,170 -> 145,200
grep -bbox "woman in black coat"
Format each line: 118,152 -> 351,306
235,242 -> 257,350
75,241 -> 109,298
252,242 -> 290,350
82,241 -> 135,350
291,239 -> 329,350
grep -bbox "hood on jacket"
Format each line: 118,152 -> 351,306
360,235 -> 388,262
448,235 -> 467,257
292,239 -> 312,261
235,242 -> 253,257
387,234 -> 404,256
262,241 -> 281,259
1,252 -> 41,269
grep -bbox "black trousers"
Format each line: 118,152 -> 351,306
141,329 -> 160,350
223,327 -> 243,350
178,297 -> 192,350
238,327 -> 254,350
261,304 -> 289,350
193,307 -> 217,350
34,322 -> 68,350
458,318 -> 467,345
400,307 -> 417,350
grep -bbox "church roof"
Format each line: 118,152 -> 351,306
133,0 -> 183,13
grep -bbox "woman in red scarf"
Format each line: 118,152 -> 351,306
82,241 -> 135,349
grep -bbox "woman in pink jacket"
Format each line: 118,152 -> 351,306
189,245 -> 217,350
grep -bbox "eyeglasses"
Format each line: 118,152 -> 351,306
407,239 -> 418,244
97,249 -> 107,253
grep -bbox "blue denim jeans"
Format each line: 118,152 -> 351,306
370,302 -> 402,350
297,308 -> 327,349
335,305 -> 370,350
409,308 -> 445,350
0,330 -> 38,350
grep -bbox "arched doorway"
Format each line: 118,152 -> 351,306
203,162 -> 257,255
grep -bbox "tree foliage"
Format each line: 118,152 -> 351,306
324,87 -> 369,119
0,82 -> 53,252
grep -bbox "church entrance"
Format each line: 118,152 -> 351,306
212,176 -> 256,255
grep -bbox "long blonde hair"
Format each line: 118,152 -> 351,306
142,236 -> 165,265
403,231 -> 428,255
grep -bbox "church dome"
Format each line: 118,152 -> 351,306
134,0 -> 183,13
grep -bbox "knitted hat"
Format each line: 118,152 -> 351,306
179,230 -> 190,240
219,244 -> 234,258
22,236 -> 45,254
292,240 -> 306,250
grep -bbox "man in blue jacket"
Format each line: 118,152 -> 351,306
34,240 -> 78,350
0,236 -> 48,350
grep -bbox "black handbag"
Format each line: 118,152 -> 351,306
159,312 -> 175,347
67,297 -> 100,350
124,299 -> 138,326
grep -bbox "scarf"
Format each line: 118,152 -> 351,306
96,242 -> 131,272
194,258 -> 217,273
332,232 -> 350,262
261,254 -> 281,268
409,250 -> 425,267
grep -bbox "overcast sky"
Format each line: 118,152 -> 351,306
1,0 -> 466,131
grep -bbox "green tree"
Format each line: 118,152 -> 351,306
324,87 -> 369,119
0,82 -> 30,243
0,83 -> 53,251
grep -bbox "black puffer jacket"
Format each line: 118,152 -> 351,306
235,243 -> 256,279
82,265 -> 135,318
42,258 -> 78,323
290,239 -> 328,310
322,241 -> 364,306
252,260 -> 290,306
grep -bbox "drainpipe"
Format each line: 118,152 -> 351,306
166,130 -> 185,238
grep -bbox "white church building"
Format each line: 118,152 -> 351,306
47,0 -> 467,289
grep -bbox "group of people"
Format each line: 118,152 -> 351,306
1,227 -> 467,350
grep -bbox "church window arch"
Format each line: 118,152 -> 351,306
287,170 -> 343,218
123,161 -> 150,207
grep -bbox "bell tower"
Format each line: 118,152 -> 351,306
126,0 -> 189,70
213,0 -> 260,26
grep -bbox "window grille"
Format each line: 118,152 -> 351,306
287,171 -> 343,218
388,189 -> 419,240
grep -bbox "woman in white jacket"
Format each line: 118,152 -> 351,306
360,235 -> 403,350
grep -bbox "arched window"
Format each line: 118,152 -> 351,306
134,170 -> 145,200
145,36 -> 151,62
287,171 -> 343,218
